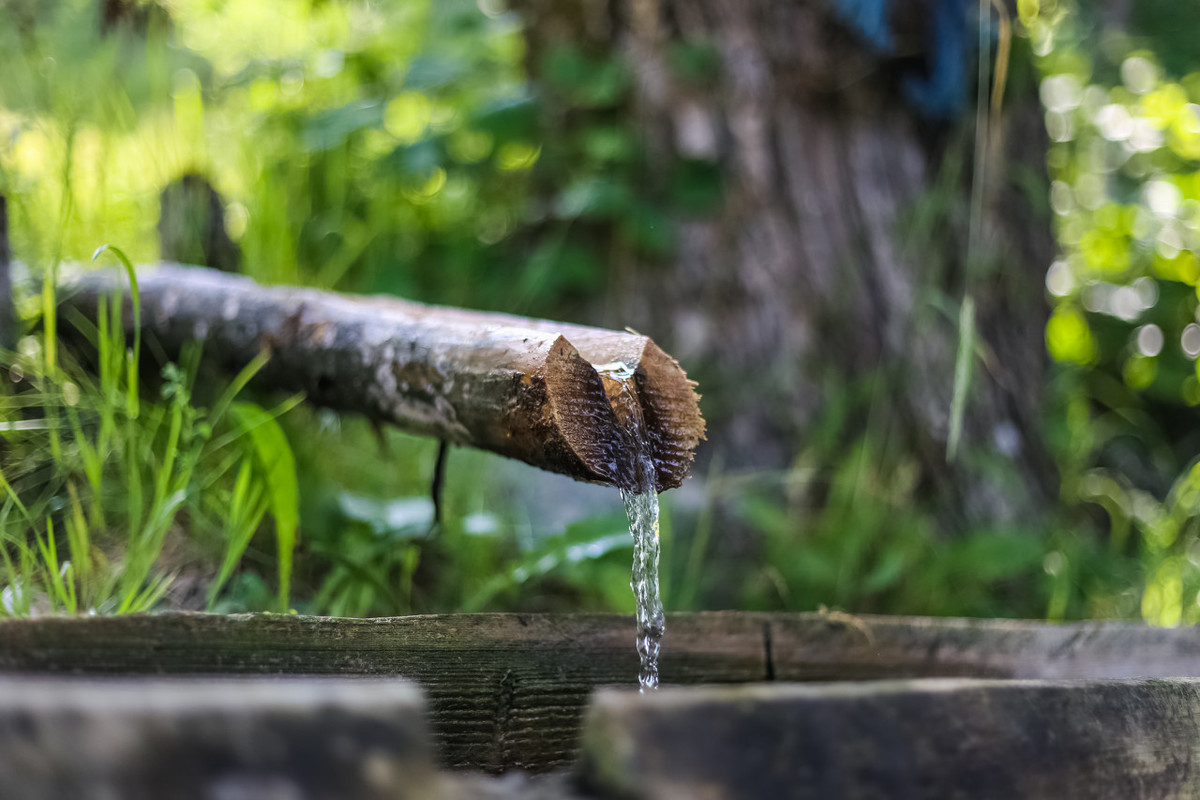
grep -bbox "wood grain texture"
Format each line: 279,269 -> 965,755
3,612 -> 1200,773
0,613 -> 764,773
60,264 -> 704,491
763,611 -> 1200,681
580,678 -> 1200,800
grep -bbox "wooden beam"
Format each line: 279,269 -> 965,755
4,612 -> 1200,773
579,678 -> 1200,799
762,611 -> 1200,680
0,676 -> 442,800
0,613 -> 765,773
59,264 -> 704,491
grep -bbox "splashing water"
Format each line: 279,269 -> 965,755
596,362 -> 665,692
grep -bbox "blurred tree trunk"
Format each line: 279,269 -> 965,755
516,0 -> 1057,530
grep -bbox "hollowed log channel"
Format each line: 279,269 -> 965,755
60,264 -> 705,491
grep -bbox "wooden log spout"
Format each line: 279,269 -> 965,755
61,264 -> 705,491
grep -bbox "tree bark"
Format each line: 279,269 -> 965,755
60,264 -> 704,492
517,0 -> 1057,528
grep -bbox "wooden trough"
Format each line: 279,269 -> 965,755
3,611 -> 1200,798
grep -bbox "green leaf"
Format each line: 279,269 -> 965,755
381,139 -> 442,181
946,294 -> 975,462
945,530 -> 1046,583
555,177 -> 633,219
206,457 -> 269,610
543,45 -> 630,108
620,203 -> 675,257
582,126 -> 638,165
230,401 -> 299,612
91,244 -> 141,420
861,547 -> 909,594
470,95 -> 537,141
337,492 -> 435,540
302,100 -> 384,152
670,159 -> 724,216
402,54 -> 469,91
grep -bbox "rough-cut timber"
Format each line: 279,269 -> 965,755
0,676 -> 443,800
60,264 -> 704,491
5,612 -> 1200,774
579,678 -> 1200,800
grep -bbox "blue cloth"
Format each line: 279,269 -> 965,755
834,0 -> 895,52
832,0 -> 977,120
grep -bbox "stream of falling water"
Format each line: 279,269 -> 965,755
622,483 -> 664,691
596,362 -> 665,692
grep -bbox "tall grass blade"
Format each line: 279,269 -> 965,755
947,295 -> 975,462
92,245 -> 141,419
230,401 -> 299,611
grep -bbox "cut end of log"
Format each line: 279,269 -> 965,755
636,340 -> 706,491
537,335 -> 630,488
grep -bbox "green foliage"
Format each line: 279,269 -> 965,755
1025,0 -> 1200,624
0,0 -> 717,318
9,0 -> 1195,627
0,0 -> 730,620
733,404 -> 1055,618
269,409 -> 646,618
228,400 -> 301,611
0,249 -> 298,616
543,45 -> 631,109
462,511 -> 638,614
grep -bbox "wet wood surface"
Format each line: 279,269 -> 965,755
60,264 -> 704,491
580,678 -> 1200,800
3,611 -> 1200,773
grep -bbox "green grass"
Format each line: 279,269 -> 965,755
2,0 -> 1194,627
0,247 -> 301,616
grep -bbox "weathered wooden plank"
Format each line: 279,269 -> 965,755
60,264 -> 705,491
0,676 -> 441,800
0,613 -> 766,773
3,612 -> 1200,774
764,611 -> 1200,680
579,678 -> 1200,800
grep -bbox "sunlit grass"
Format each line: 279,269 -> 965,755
6,0 -> 1190,625
0,247 -> 301,616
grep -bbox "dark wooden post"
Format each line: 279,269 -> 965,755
0,196 -> 18,352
